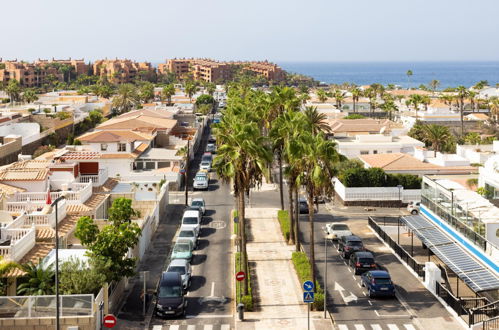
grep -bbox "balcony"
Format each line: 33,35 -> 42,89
78,168 -> 109,187
9,182 -> 92,206
0,226 -> 36,262
4,201 -> 67,229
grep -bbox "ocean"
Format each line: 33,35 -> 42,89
278,62 -> 499,89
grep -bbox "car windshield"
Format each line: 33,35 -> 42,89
333,224 -> 349,231
202,156 -> 211,161
359,258 -> 374,264
158,284 -> 182,298
192,201 -> 204,207
183,217 -> 198,225
174,244 -> 191,252
348,241 -> 363,246
195,175 -> 207,181
201,161 -> 210,166
179,231 -> 194,238
167,266 -> 185,275
374,278 -> 391,285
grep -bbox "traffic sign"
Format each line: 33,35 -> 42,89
234,216 -> 239,223
103,314 -> 117,328
180,168 -> 186,174
303,280 -> 314,292
236,271 -> 246,281
303,291 -> 315,303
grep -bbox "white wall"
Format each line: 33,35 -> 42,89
2,180 -> 47,192
99,159 -> 134,177
0,123 -> 40,145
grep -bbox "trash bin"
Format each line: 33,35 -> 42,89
237,303 -> 244,321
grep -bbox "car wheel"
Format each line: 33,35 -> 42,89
188,279 -> 192,289
411,210 -> 418,215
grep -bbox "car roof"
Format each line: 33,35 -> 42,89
192,198 -> 204,203
179,226 -> 196,232
298,197 -> 307,202
183,210 -> 200,217
330,222 -> 349,227
168,259 -> 188,268
344,235 -> 362,241
368,270 -> 391,278
161,271 -> 182,282
353,251 -> 374,258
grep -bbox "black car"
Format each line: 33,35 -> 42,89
155,272 -> 187,318
349,251 -> 376,275
298,197 -> 309,214
338,235 -> 365,259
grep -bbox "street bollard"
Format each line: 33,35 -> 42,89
237,303 -> 244,321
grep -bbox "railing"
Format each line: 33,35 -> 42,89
483,316 -> 499,330
79,168 -> 108,186
469,300 -> 499,325
0,226 -> 36,261
5,202 -> 67,228
11,182 -> 92,205
0,294 -> 94,318
435,282 -> 467,316
368,216 -> 425,277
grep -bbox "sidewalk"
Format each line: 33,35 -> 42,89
236,208 -> 331,330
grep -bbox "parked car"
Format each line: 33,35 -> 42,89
181,210 -> 202,236
349,251 -> 376,275
170,241 -> 194,261
166,259 -> 192,290
298,197 -> 309,214
201,152 -> 213,162
208,136 -> 216,144
154,271 -> 187,317
361,270 -> 396,298
324,223 -> 352,241
206,143 -> 217,153
177,228 -> 198,249
338,235 -> 365,259
193,172 -> 209,190
407,201 -> 420,215
200,160 -> 211,172
190,197 -> 206,215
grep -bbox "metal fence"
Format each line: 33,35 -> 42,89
483,316 -> 499,330
469,300 -> 499,326
0,294 -> 93,318
435,282 -> 467,316
368,216 -> 425,278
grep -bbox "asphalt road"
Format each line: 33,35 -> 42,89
149,122 -> 234,329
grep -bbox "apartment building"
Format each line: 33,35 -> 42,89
237,60 -> 286,81
93,59 -> 154,84
35,57 -> 89,75
158,59 -> 191,78
0,60 -> 63,88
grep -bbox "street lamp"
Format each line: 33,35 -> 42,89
324,235 -> 333,318
47,191 -> 66,330
397,185 -> 403,214
184,138 -> 191,206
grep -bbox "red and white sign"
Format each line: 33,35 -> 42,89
103,314 -> 117,328
236,271 -> 246,281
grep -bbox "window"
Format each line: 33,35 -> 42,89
100,144 -> 108,151
360,150 -> 369,155
387,150 -> 392,153
373,150 -> 378,154
118,143 -> 126,152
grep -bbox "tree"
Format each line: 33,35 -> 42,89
17,262 -> 55,295
474,80 -> 489,90
22,88 -> 38,103
406,70 -> 413,88
350,87 -> 362,113
161,84 -> 175,105
59,258 -> 106,295
93,83 -> 114,98
429,80 -> 440,93
139,82 -> 155,103
468,90 -> 477,112
464,132 -> 482,145
380,97 -> 398,120
195,94 -> 215,108
75,198 -> 142,283
184,81 -> 198,102
316,89 -> 328,103
303,106 -> 331,136
112,84 -> 139,114
364,87 -> 377,113
456,86 -> 469,135
6,79 -> 22,102
0,256 -> 20,277
408,94 -> 423,120
333,89 -> 346,109
489,98 -> 499,122
422,124 -> 452,157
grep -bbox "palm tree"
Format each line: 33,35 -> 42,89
333,89 -> 346,109
184,81 -> 198,102
364,88 -> 377,113
316,89 -> 328,103
296,132 -> 340,292
406,70 -> 413,88
408,94 -> 423,120
489,97 -> 499,122
161,84 -> 175,105
350,87 -> 362,113
6,79 -> 22,103
468,90 -> 477,112
22,88 -> 38,104
429,80 -> 440,93
421,95 -> 431,112
380,97 -> 398,120
440,94 -> 455,111
422,124 -> 452,157
303,106 -> 331,136
112,84 -> 139,114
17,262 -> 55,296
456,86 -> 469,135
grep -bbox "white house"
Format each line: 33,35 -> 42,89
479,154 -> 499,199
456,141 -> 499,164
335,134 -> 424,158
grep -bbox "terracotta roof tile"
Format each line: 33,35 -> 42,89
60,151 -> 101,160
0,183 -> 26,195
0,168 -> 49,181
78,130 -> 154,143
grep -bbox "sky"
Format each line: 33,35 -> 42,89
2,0 -> 499,63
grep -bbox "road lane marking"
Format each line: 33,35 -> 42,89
387,325 -> 399,330
347,267 -> 352,273
354,325 -> 366,330
374,310 -> 380,317
210,282 -> 215,296
334,281 -> 358,304
152,326 -> 162,330
371,325 -> 382,330
367,300 -> 372,305
356,283 -> 361,288
352,275 -> 356,280
362,292 -> 366,296
169,326 -> 180,330
186,314 -> 233,318
203,325 -> 214,330
221,325 -> 231,330
404,325 -> 417,330
187,325 -> 196,330
338,325 -> 349,330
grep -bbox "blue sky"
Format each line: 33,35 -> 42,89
2,0 -> 498,63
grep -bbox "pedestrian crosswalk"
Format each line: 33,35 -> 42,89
336,324 -> 417,330
151,324 -> 231,330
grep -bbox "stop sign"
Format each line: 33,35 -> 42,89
103,314 -> 117,328
236,271 -> 245,281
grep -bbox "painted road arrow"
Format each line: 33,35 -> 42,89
334,281 -> 358,304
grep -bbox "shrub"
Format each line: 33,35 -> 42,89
235,252 -> 253,311
338,167 -> 421,189
343,114 -> 366,119
277,210 -> 290,242
291,252 -> 324,311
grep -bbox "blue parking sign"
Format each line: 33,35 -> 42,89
303,291 -> 315,303
303,280 -> 314,292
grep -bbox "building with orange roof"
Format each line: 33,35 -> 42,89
93,58 -> 155,84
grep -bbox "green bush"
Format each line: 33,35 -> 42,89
338,167 -> 421,189
277,210 -> 290,242
291,252 -> 324,311
235,252 -> 253,311
343,114 -> 366,119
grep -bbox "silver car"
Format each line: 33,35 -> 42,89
178,227 -> 198,249
166,259 -> 192,289
193,173 -> 209,190
191,198 -> 206,215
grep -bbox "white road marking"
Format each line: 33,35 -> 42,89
187,325 -> 196,330
210,282 -> 215,296
152,326 -> 162,330
371,325 -> 382,330
204,325 -> 214,330
169,326 -> 180,330
343,261 -> 348,266
362,292 -> 366,296
186,314 -> 233,319
352,275 -> 356,280
374,310 -> 380,317
334,281 -> 358,304
387,325 -> 399,330
221,325 -> 231,330
347,267 -> 352,273
404,325 -> 417,330
354,325 -> 366,330
356,283 -> 362,288
338,325 -> 349,330
367,300 -> 372,305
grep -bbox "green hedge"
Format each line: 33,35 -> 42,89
291,252 -> 324,311
338,167 -> 421,189
235,252 -> 253,311
277,210 -> 290,242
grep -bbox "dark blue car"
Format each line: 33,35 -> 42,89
360,270 -> 395,298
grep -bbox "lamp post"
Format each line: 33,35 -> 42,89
397,185 -> 403,214
184,138 -> 191,206
324,235 -> 332,318
49,193 -> 66,330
